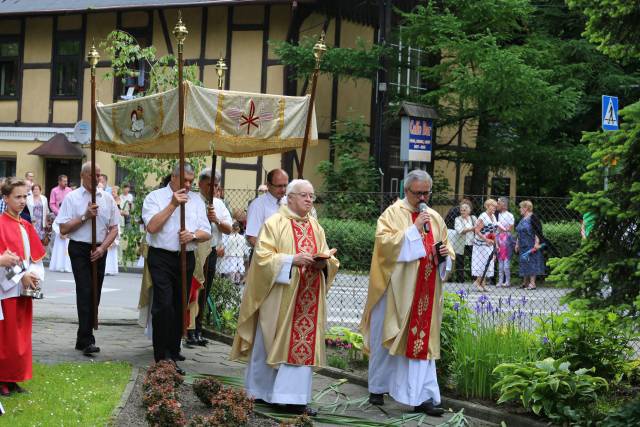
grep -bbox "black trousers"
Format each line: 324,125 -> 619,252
455,245 -> 473,283
194,252 -> 217,334
69,240 -> 107,349
147,247 -> 195,362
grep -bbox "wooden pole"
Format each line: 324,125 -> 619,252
298,32 -> 326,179
173,13 -> 189,336
88,43 -> 100,330
209,57 -> 227,204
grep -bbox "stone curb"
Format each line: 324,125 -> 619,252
109,366 -> 139,426
203,327 -> 548,427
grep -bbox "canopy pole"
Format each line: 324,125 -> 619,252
298,32 -> 327,179
173,12 -> 189,336
209,57 -> 227,204
87,43 -> 100,330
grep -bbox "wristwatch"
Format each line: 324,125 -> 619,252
191,232 -> 197,242
81,214 -> 87,223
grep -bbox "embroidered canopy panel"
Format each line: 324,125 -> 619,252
95,82 -> 318,158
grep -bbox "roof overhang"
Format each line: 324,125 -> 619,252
0,0 -> 315,17
28,133 -> 85,159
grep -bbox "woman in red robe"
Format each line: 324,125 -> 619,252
0,177 -> 45,396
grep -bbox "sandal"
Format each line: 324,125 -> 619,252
526,284 -> 537,290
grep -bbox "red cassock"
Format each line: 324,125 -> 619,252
0,213 -> 45,383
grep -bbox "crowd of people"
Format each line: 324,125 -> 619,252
446,196 -> 547,291
1,164 -> 556,419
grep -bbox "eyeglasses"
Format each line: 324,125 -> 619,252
407,189 -> 433,197
268,183 -> 288,189
289,192 -> 316,201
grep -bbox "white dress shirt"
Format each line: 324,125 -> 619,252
498,210 -> 515,232
199,193 -> 232,247
55,186 -> 120,243
246,192 -> 281,238
142,185 -> 211,252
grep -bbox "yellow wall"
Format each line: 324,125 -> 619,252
0,141 -> 45,185
24,17 -> 52,63
0,101 -> 18,122
57,14 -> 82,31
53,101 -> 77,124
21,70 -> 51,122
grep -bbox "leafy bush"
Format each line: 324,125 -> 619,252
327,354 -> 348,370
535,300 -> 634,380
143,360 -> 184,392
146,398 -> 187,427
319,218 -> 375,271
542,221 -> 581,258
193,377 -> 223,406
143,383 -> 178,408
602,397 -> 640,427
210,276 -> 242,333
439,291 -> 474,384
279,414 -> 314,427
493,358 -> 608,425
209,387 -> 254,427
448,290 -> 537,399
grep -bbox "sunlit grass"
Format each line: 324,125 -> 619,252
1,362 -> 131,426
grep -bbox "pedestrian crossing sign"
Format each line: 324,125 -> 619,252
602,95 -> 619,131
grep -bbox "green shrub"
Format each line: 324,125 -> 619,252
319,218 -> 375,272
535,300 -> 634,380
493,358 -> 608,425
602,397 -> 640,427
439,291 -> 474,385
327,354 -> 348,370
542,221 -> 582,258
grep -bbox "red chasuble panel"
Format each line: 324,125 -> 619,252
406,212 -> 438,360
287,219 -> 322,366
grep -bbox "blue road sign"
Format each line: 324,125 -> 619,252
602,95 -> 619,131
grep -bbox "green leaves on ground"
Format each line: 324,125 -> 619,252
493,357 -> 608,424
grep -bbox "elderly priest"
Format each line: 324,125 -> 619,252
361,169 -> 454,416
230,179 -> 339,416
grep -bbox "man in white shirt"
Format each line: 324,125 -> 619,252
246,169 -> 289,247
187,168 -> 232,347
56,162 -> 120,356
142,163 -> 211,369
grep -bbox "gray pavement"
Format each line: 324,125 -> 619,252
33,270 -> 496,426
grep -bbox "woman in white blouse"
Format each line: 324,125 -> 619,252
471,199 -> 499,292
453,203 -> 476,283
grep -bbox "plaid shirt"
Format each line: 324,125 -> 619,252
0,199 -> 6,213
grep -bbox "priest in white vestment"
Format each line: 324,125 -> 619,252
361,169 -> 454,416
230,179 -> 339,417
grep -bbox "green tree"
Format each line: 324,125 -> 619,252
100,30 -> 204,264
548,102 -> 640,316
399,0 -> 582,195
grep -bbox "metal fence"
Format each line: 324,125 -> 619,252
213,189 -> 582,332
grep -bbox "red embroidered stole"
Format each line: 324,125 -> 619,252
406,212 -> 438,360
287,218 -> 321,365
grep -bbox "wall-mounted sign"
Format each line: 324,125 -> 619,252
400,117 -> 432,162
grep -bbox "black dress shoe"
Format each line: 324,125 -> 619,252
287,405 -> 317,417
172,353 -> 186,362
185,331 -> 198,347
414,401 -> 445,417
174,364 -> 186,376
8,383 -> 27,394
369,392 -> 384,406
83,344 -> 100,356
195,332 -> 208,346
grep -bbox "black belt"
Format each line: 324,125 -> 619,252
149,246 -> 193,255
70,240 -> 103,246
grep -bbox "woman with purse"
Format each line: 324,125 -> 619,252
0,177 -> 46,396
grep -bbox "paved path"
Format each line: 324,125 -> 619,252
32,318 -> 494,426
32,270 -> 497,426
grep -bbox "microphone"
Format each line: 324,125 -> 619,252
418,202 -> 430,233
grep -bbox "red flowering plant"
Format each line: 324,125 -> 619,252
193,377 -> 223,406
146,397 -> 187,427
208,387 -> 255,426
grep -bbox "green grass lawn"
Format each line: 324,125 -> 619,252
1,361 -> 131,426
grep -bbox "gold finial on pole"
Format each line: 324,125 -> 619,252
172,10 -> 189,52
87,42 -> 100,68
215,56 -> 227,90
298,31 -> 327,179
312,31 -> 327,69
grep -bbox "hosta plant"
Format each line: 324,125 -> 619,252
493,357 -> 608,425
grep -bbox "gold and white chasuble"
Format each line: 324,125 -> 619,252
230,206 -> 339,368
361,199 -> 455,360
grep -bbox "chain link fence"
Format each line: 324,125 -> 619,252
213,189 -> 583,333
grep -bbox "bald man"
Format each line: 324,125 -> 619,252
245,169 -> 289,247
